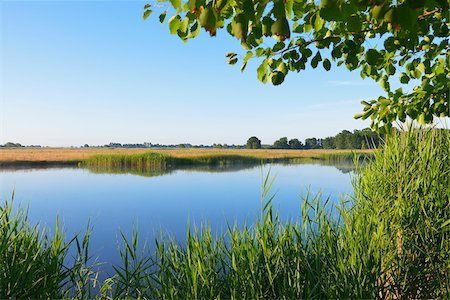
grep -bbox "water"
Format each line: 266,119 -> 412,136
0,162 -> 354,271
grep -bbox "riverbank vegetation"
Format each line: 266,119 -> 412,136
1,128 -> 449,298
83,150 -> 371,173
0,148 -> 372,167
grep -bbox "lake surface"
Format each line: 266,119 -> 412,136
0,162 -> 354,272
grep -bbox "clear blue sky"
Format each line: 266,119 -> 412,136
1,0 -> 383,146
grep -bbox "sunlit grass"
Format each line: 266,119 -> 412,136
0,147 -> 373,164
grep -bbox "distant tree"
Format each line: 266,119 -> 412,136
322,137 -> 336,149
84,144 -> 89,148
304,138 -> 320,149
246,136 -> 262,149
273,137 -> 289,149
4,142 -> 23,148
288,138 -> 303,149
334,130 -> 352,149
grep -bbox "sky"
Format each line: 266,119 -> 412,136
0,0 -> 385,146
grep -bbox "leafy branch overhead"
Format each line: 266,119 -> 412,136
143,0 -> 449,129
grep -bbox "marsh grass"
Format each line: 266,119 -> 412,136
0,148 -> 373,165
83,151 -> 368,175
0,198 -> 99,299
1,128 -> 448,299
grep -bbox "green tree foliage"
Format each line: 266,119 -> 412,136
246,136 -> 262,149
144,0 -> 449,129
322,136 -> 336,149
273,137 -> 290,149
288,138 -> 303,149
268,128 -> 380,150
326,128 -> 383,149
2,142 -> 23,148
334,130 -> 356,149
304,137 -> 321,149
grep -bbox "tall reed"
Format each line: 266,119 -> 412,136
83,151 -> 365,174
0,198 -> 98,298
352,128 -> 450,298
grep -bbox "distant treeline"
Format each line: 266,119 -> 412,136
0,142 -> 41,148
247,128 -> 383,150
101,143 -> 244,149
4,128 -> 425,150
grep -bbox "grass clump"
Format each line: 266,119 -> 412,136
84,153 -> 263,175
1,128 -> 449,299
83,151 -> 366,175
351,128 -> 450,298
0,199 -> 98,299
83,153 -> 182,170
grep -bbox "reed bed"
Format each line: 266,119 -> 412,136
83,152 -> 367,174
83,153 -> 182,170
0,148 -> 373,165
83,153 -> 263,174
0,198 -> 98,299
1,129 -> 448,299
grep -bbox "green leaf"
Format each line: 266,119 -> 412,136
384,37 -> 397,52
270,71 -> 285,85
331,46 -> 342,59
228,57 -> 238,65
370,4 -> 387,20
397,4 -> 416,31
278,62 -> 288,75
313,14 -> 325,31
159,11 -> 167,23
323,58 -> 331,71
285,0 -> 294,19
179,17 -> 190,35
143,9 -> 152,21
243,51 -> 253,63
255,48 -> 265,57
187,21 -> 201,39
273,42 -> 285,52
170,0 -> 182,10
347,15 -> 361,32
386,64 -> 396,76
380,77 -> 390,92
169,15 -> 182,34
365,49 -> 383,66
320,6 -> 341,22
399,73 -> 410,84
232,14 -> 248,40
311,51 -> 322,69
418,62 -> 426,73
241,62 -> 247,72
441,219 -> 450,229
257,59 -> 269,83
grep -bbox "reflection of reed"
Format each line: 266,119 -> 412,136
0,153 -> 372,177
84,158 -> 366,178
86,165 -> 174,177
85,162 -> 262,177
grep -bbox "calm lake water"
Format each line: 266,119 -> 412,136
0,162 -> 354,271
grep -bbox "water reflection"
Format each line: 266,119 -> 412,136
0,157 -> 362,177
0,161 -> 355,275
84,159 -> 358,177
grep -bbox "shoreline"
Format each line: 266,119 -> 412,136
0,148 -> 374,168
